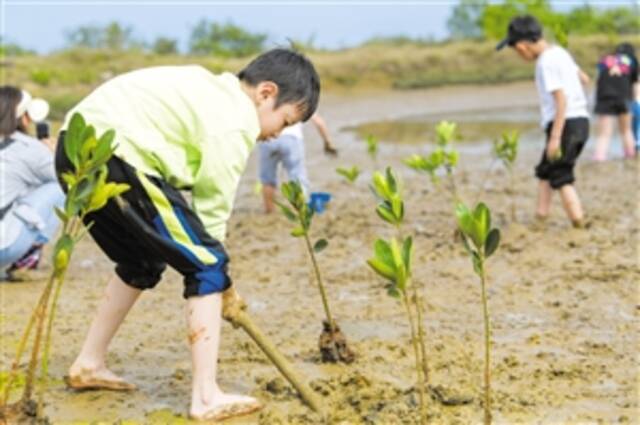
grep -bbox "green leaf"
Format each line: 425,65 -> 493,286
376,203 -> 398,225
389,238 -> 404,270
65,113 -> 86,167
472,252 -> 482,277
386,284 -> 401,299
53,206 -> 68,223
367,258 -> 396,281
373,239 -> 394,268
313,238 -> 328,253
390,196 -> 404,222
385,167 -> 397,193
485,228 -> 500,258
276,202 -> 297,222
372,171 -> 389,199
291,227 -> 305,237
402,236 -> 413,274
53,234 -> 75,274
455,203 -> 474,239
473,203 -> 490,245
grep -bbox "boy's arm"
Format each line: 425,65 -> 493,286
547,89 -> 567,161
577,68 -> 590,87
310,113 -> 337,156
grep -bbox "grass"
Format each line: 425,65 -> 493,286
2,34 -> 637,119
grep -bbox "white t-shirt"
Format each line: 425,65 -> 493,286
535,45 -> 588,128
279,123 -> 304,139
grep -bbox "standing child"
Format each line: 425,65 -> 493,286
592,42 -> 638,161
259,112 -> 337,213
55,49 -> 320,421
497,15 -> 590,228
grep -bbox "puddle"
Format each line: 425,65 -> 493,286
342,105 -> 540,145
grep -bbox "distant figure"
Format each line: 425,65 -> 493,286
497,15 -> 590,228
259,112 -> 337,213
592,43 -> 638,161
0,87 -> 64,281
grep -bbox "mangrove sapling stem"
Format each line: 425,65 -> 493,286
2,290 -> 42,405
396,226 -> 429,385
479,259 -> 492,425
475,160 -> 497,205
221,289 -> 324,414
411,286 -> 430,384
302,232 -> 335,333
401,290 -> 427,425
21,274 -> 55,404
508,167 -> 516,222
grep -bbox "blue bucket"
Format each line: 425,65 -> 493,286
308,192 -> 332,214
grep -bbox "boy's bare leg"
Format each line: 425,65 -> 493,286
188,292 -> 261,420
262,184 -> 276,214
536,180 -> 553,218
559,184 -> 584,226
618,113 -> 636,158
593,115 -> 613,161
68,275 -> 141,389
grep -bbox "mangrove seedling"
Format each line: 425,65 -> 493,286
277,180 -> 354,363
336,166 -> 361,184
493,130 -> 520,221
404,120 -> 460,202
455,202 -> 501,425
368,167 -> 429,424
1,113 -> 129,421
365,134 -> 379,164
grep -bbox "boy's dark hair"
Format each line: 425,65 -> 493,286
0,86 -> 23,137
238,48 -> 320,122
496,15 -> 543,51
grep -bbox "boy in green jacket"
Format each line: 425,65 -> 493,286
55,49 -> 319,421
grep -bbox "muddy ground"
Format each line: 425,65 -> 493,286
1,82 -> 639,424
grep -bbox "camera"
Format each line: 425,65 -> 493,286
36,122 -> 50,140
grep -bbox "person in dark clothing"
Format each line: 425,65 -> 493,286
592,43 -> 638,161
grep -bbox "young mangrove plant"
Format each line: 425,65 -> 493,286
455,202 -> 501,425
277,181 -> 354,363
0,113 -> 129,421
335,165 -> 361,184
365,134 -> 379,164
404,120 -> 460,202
493,130 -> 520,221
367,167 -> 429,424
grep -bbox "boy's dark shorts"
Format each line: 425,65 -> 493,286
55,133 -> 232,298
535,117 -> 589,190
594,98 -> 632,115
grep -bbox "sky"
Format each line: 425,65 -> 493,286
0,1 -> 635,53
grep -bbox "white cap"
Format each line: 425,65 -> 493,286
15,90 -> 50,122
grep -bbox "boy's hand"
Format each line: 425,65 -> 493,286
324,142 -> 338,157
546,137 -> 562,161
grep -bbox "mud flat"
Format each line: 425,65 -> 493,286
1,82 -> 638,424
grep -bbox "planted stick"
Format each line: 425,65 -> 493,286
221,289 -> 323,413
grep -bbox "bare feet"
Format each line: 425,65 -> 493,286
66,364 -> 136,391
190,392 -> 263,421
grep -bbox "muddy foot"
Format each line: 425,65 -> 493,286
65,366 -> 136,391
319,320 -> 355,363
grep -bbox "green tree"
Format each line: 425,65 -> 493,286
447,0 -> 488,40
152,37 -> 178,55
188,20 -> 267,57
65,21 -> 138,50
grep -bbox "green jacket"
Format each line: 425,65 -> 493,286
64,66 -> 260,241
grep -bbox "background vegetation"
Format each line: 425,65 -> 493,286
1,0 -> 637,119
